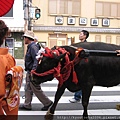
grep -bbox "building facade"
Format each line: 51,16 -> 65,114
0,0 -> 24,59
1,0 -> 120,58
32,0 -> 120,48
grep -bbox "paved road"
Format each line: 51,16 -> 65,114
16,59 -> 120,120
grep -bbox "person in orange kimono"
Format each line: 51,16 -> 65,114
0,20 -> 23,120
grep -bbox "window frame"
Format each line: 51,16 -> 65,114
95,1 -> 120,18
2,7 -> 13,17
48,0 -> 81,16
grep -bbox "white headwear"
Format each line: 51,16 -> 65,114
23,30 -> 34,40
34,36 -> 38,41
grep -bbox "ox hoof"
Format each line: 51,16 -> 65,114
116,104 -> 120,110
83,116 -> 89,120
44,110 -> 54,120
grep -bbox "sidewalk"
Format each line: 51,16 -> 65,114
15,59 -> 24,65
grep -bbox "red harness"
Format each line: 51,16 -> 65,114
31,47 -> 88,87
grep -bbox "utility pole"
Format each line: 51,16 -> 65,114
24,0 -> 32,30
28,0 -> 32,30
24,0 -> 40,31
24,0 -> 28,31
23,0 -> 29,57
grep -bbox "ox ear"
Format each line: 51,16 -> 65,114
51,46 -> 57,50
56,52 -> 66,62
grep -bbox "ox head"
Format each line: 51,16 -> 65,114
32,47 -> 66,84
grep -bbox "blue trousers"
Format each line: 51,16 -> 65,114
74,90 -> 82,100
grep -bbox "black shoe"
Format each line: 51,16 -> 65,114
19,104 -> 32,110
41,101 -> 53,111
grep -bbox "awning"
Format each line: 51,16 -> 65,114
33,26 -> 120,34
9,27 -> 24,32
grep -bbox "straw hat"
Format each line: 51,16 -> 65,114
23,30 -> 34,40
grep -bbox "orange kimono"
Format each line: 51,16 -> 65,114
0,48 -> 23,120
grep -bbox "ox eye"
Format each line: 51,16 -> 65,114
42,61 -> 48,67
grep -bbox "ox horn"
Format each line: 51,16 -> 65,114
39,59 -> 41,64
40,43 -> 45,49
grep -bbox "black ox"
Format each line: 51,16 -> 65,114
32,42 -> 120,120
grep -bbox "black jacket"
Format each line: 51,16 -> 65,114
25,42 -> 39,71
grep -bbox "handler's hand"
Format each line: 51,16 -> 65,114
116,50 -> 120,56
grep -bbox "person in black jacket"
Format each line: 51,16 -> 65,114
19,31 -> 53,111
69,30 -> 89,103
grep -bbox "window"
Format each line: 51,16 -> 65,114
95,35 -> 101,42
118,4 -> 120,17
111,4 -> 117,17
103,3 -> 110,17
106,36 -> 111,43
96,2 -> 103,16
49,0 -> 57,14
116,36 -> 120,45
5,38 -> 14,56
96,2 -> 120,18
2,7 -> 13,17
48,33 -> 67,48
48,0 -> 81,16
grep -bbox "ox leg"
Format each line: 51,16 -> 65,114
45,84 -> 66,120
82,83 -> 93,120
